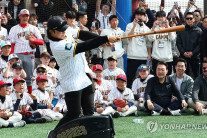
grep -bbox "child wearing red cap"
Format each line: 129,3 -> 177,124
0,80 -> 26,127
102,74 -> 137,118
94,64 -> 114,104
10,77 -> 47,123
32,75 -> 63,121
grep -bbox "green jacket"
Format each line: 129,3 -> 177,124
170,73 -> 194,98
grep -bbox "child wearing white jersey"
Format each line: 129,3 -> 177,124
94,64 -> 114,102
10,77 -> 47,123
103,55 -> 125,87
132,65 -> 154,110
32,75 -> 63,121
0,80 -> 26,127
102,74 -> 137,117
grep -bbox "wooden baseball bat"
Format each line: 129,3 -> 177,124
120,25 -> 185,39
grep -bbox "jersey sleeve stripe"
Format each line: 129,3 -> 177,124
73,43 -> 77,57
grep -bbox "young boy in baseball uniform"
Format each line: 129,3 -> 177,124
33,52 -> 56,84
103,55 -> 125,87
9,9 -> 44,94
32,75 -> 63,121
53,83 -> 67,113
0,80 -> 26,127
48,56 -> 60,86
103,74 -> 137,117
0,41 -> 12,81
132,65 -> 154,111
93,64 -> 114,101
32,64 -> 54,103
46,15 -> 119,131
10,77 -> 47,123
92,77 -> 107,115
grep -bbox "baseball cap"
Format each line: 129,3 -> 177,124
116,74 -> 127,82
138,65 -> 149,71
0,80 -> 12,88
47,16 -> 69,32
36,75 -> 48,82
12,62 -> 23,69
92,64 -> 103,72
19,9 -> 30,16
1,41 -> 11,48
107,55 -> 117,61
8,54 -> 19,61
37,64 -> 47,70
13,77 -> 25,85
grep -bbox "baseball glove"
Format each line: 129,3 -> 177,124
30,33 -> 37,49
19,109 -> 32,118
114,98 -> 126,108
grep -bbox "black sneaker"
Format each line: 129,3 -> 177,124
113,112 -> 120,118
35,118 -> 47,123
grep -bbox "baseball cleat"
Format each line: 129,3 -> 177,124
35,118 -> 47,123
42,115 -> 53,122
170,109 -> 181,116
151,111 -> 160,116
13,120 -> 26,127
113,112 -> 120,118
201,109 -> 207,115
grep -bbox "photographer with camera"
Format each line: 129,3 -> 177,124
149,11 -> 176,76
131,2 -> 156,29
125,9 -> 152,88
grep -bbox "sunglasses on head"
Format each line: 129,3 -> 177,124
186,17 -> 193,20
138,65 -> 148,71
37,70 -> 45,73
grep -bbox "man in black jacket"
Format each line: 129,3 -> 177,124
176,12 -> 202,79
144,62 -> 187,116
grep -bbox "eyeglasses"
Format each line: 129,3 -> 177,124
37,70 -> 45,73
138,65 -> 148,71
194,14 -> 199,17
186,17 -> 194,20
202,67 -> 207,70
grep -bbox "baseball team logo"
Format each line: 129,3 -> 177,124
146,121 -> 158,133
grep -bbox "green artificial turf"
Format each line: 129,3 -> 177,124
1,110 -> 207,138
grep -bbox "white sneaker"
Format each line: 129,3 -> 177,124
13,120 -> 26,127
43,115 -> 53,122
170,109 -> 181,116
151,111 -> 160,116
201,109 -> 207,115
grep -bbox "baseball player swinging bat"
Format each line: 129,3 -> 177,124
120,25 -> 185,39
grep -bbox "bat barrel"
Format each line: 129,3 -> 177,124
120,25 -> 185,40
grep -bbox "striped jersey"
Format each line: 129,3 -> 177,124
103,67 -> 125,87
96,78 -> 114,100
108,87 -> 135,103
10,91 -> 33,111
50,30 -> 92,93
8,24 -> 42,53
